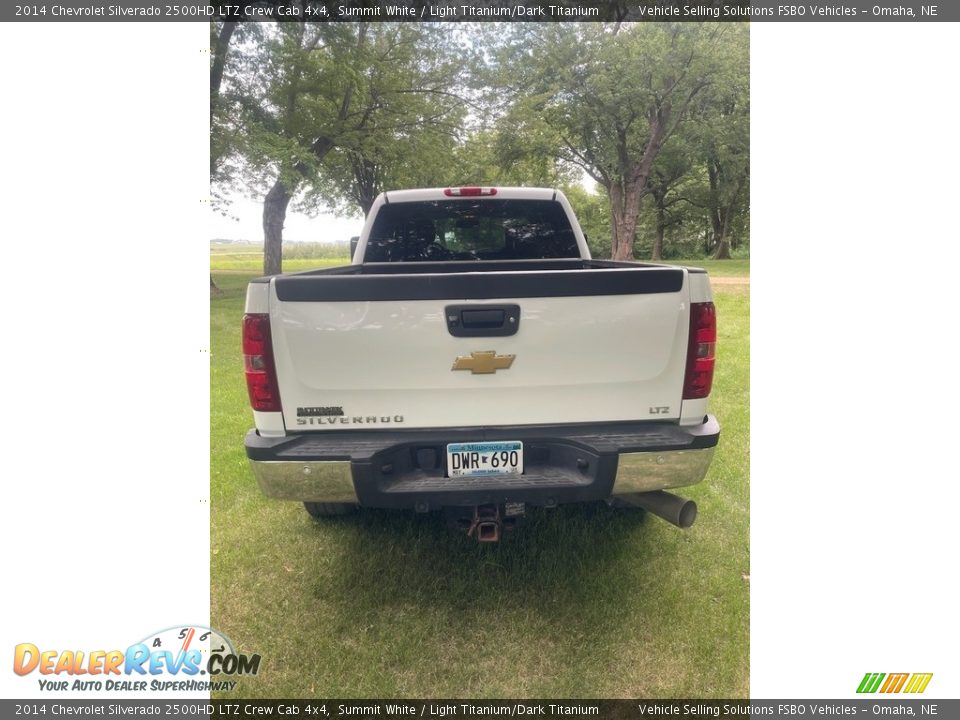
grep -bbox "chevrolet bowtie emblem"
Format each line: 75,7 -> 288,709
452,351 -> 516,374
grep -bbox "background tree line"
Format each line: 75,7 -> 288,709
211,20 -> 748,275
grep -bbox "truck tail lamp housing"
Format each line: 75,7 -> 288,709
683,302 -> 716,400
243,313 -> 282,412
443,187 -> 498,197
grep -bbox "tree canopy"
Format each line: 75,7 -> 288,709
212,20 -> 750,271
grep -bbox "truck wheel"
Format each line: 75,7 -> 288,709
303,502 -> 358,518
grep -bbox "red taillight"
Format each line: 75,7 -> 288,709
683,302 -> 716,400
443,187 -> 497,197
243,313 -> 282,412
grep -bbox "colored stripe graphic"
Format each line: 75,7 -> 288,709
858,672 -> 933,693
857,673 -> 885,693
894,673 -> 910,693
881,673 -> 909,693
904,673 -> 933,693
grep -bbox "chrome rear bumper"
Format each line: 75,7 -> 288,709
252,460 -> 358,504
246,416 -> 720,508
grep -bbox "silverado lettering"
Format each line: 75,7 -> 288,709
295,416 -> 404,425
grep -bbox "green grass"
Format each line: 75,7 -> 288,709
670,258 -> 750,278
211,242 -> 353,274
211,254 -> 349,274
210,272 -> 749,698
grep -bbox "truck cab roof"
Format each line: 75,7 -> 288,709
381,187 -> 558,204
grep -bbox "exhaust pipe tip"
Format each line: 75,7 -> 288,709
675,499 -> 697,529
615,491 -> 698,529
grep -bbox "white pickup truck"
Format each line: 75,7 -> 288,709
243,187 -> 719,541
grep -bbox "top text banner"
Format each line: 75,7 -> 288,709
5,1 -> 958,22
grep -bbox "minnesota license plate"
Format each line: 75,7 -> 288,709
446,441 -> 524,478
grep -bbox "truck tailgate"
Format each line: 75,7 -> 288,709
267,266 -> 692,430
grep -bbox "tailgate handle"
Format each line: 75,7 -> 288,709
446,304 -> 520,337
462,309 -> 504,327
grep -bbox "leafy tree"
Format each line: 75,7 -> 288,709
301,25 -> 471,217
672,24 -> 749,260
645,134 -> 697,260
216,22 -> 466,274
496,23 -> 729,260
209,20 -> 238,295
210,20 -> 237,177
702,35 -> 749,260
562,184 -> 611,258
247,22 -> 372,275
212,21 -> 749,267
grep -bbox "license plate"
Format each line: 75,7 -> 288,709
446,441 -> 523,478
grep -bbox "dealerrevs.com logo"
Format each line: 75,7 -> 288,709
857,673 -> 933,694
13,625 -> 260,692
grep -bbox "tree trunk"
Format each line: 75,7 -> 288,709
350,152 -> 379,216
210,21 -> 236,101
608,181 -> 644,261
608,186 -> 625,259
606,116 -> 666,260
706,154 -> 740,261
711,208 -> 732,260
263,180 -> 292,276
210,21 -> 237,177
651,190 -> 665,261
712,236 -> 731,260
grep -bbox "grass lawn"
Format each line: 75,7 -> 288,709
210,255 -> 349,274
210,268 -> 749,698
674,258 -> 750,278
